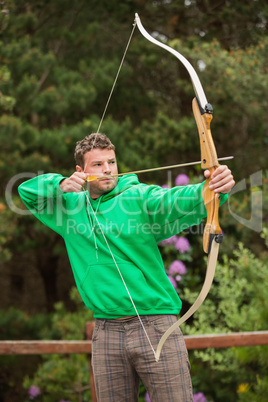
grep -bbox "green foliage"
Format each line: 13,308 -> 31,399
181,238 -> 268,401
169,37 -> 268,176
0,200 -> 17,263
22,288 -> 94,401
23,354 -> 91,402
0,307 -> 55,341
0,65 -> 15,111
50,288 -> 94,341
222,170 -> 268,257
0,307 -> 55,400
0,288 -> 94,401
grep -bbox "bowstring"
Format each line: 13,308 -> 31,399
83,18 -> 156,358
96,20 -> 137,135
84,191 -> 156,358
83,19 -> 137,172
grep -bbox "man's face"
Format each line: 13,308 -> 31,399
76,148 -> 118,198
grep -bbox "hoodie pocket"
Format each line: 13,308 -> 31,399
80,262 -> 156,314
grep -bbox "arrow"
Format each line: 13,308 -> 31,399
85,156 -> 233,182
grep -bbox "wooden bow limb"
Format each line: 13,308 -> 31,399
155,238 -> 220,361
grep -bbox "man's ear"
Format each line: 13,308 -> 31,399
76,165 -> 83,172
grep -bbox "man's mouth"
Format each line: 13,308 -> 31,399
99,177 -> 113,182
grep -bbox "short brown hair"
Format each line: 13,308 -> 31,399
74,133 -> 115,168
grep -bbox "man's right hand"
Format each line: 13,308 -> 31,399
60,172 -> 87,193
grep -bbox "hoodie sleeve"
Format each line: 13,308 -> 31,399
144,182 -> 228,242
18,174 -> 68,236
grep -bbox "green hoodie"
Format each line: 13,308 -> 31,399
18,174 -> 227,319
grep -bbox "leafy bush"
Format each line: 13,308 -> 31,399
23,288 -> 94,402
181,235 -> 268,402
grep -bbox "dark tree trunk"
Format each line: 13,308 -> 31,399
36,248 -> 60,312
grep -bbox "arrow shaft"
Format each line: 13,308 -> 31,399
85,156 -> 233,182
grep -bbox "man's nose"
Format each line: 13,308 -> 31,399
103,162 -> 111,174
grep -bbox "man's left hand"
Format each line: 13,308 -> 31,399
204,165 -> 235,194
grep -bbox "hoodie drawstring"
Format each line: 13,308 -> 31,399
86,196 -> 102,261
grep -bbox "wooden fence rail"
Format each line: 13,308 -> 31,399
0,323 -> 267,402
1,331 -> 268,354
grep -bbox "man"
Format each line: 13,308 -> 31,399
19,133 -> 235,401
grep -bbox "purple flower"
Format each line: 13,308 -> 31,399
175,236 -> 190,253
28,385 -> 41,400
175,174 -> 190,186
175,274 -> 182,282
144,392 -> 151,402
158,235 -> 178,247
193,392 -> 207,402
169,260 -> 187,275
161,184 -> 171,189
167,275 -> 177,288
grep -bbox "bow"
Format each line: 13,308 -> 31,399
134,14 -> 223,361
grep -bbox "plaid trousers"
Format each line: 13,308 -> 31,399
92,315 -> 193,401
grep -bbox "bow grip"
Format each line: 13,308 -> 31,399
202,175 -> 223,253
192,97 -> 223,253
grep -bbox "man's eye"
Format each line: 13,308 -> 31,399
109,161 -> 115,164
